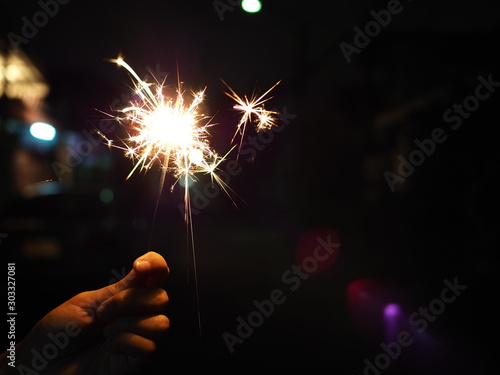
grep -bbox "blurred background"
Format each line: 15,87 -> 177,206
1,0 -> 499,373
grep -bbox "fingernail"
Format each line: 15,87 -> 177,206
135,260 -> 151,273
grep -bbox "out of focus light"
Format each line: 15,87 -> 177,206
242,0 -> 262,13
179,174 -> 196,189
0,42 -> 50,104
100,188 -> 114,203
384,303 -> 402,318
21,181 -> 62,199
384,303 -> 402,342
347,279 -> 410,342
29,122 -> 56,141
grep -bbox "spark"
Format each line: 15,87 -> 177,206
221,79 -> 281,154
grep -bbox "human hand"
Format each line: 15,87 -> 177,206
1,251 -> 170,375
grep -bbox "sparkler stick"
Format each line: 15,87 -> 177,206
100,56 -> 280,337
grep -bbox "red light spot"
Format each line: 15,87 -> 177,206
295,227 -> 341,273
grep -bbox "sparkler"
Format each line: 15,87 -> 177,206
100,57 -> 227,222
99,55 -> 280,335
101,56 -> 280,218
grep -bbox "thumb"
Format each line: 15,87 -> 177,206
91,251 -> 170,307
131,250 -> 170,287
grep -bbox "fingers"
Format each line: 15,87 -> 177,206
104,315 -> 169,359
103,315 -> 170,341
90,251 -> 170,305
115,251 -> 170,290
106,331 -> 158,359
89,252 -> 171,361
97,287 -> 168,322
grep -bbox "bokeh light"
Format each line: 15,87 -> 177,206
241,0 -> 262,13
29,122 -> 56,141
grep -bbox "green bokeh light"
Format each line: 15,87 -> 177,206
100,188 -> 114,204
242,0 -> 262,13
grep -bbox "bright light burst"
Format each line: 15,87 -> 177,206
103,58 -> 221,189
222,79 -> 280,152
101,56 -> 280,214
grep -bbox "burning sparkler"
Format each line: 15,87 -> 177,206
100,56 -> 280,216
99,57 -> 225,221
99,56 -> 280,335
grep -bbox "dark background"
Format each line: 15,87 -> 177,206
1,0 -> 499,373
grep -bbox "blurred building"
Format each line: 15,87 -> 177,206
0,41 -> 113,265
1,39 -> 54,205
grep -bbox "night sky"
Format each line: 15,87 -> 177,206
1,0 -> 500,373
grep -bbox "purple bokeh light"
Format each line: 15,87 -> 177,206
384,303 -> 402,318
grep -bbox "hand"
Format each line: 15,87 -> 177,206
1,251 -> 170,375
